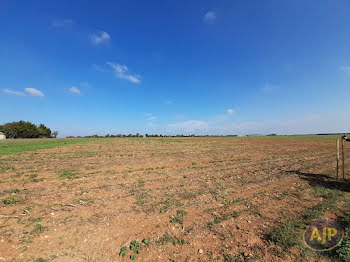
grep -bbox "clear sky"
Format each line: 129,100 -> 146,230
1,0 -> 350,137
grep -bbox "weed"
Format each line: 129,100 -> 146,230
135,199 -> 147,206
20,237 -> 32,244
311,186 -> 343,198
156,233 -> 189,246
156,233 -> 171,246
169,210 -> 187,225
172,239 -> 188,245
35,259 -> 48,262
202,208 -> 215,213
131,240 -> 141,252
341,210 -> 350,228
159,199 -> 183,213
170,216 -> 183,225
32,224 -> 47,234
30,177 -> 44,182
251,210 -> 264,217
119,246 -> 127,257
208,212 -> 241,227
85,171 -> 101,176
28,217 -> 43,223
185,226 -> 196,233
176,209 -> 187,217
303,203 -> 326,220
142,238 -> 151,245
336,238 -> 350,261
58,170 -> 78,179
222,197 -> 245,207
104,170 -> 116,175
265,218 -> 304,249
180,192 -> 197,200
2,196 -> 19,205
125,239 -> 142,261
222,254 -> 240,261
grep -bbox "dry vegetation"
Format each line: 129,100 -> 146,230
0,137 -> 349,261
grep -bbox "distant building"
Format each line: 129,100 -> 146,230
0,131 -> 6,140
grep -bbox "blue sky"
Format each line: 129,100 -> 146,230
1,0 -> 350,137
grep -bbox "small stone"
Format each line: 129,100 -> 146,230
198,249 -> 203,254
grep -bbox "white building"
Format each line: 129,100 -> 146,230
0,132 -> 6,140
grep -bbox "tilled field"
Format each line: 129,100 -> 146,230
0,137 -> 349,261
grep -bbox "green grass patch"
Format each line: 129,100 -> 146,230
0,138 -> 100,156
265,184 -> 348,260
303,186 -> 344,221
265,218 -> 304,249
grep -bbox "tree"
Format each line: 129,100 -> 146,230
13,121 -> 40,138
37,124 -> 52,138
0,121 -> 54,138
52,131 -> 58,138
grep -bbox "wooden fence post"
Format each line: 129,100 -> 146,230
342,138 -> 345,180
337,139 -> 339,181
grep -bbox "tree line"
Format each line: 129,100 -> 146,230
0,121 -> 58,138
66,134 -> 239,138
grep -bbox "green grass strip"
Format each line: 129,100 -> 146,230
0,138 -> 100,156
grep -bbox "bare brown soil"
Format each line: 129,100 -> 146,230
0,137 -> 349,261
